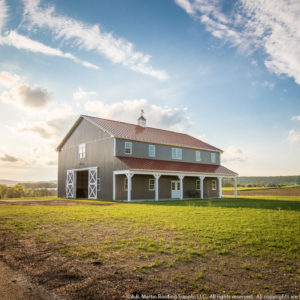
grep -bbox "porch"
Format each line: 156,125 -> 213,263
113,170 -> 238,201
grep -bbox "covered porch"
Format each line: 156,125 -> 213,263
113,170 -> 238,201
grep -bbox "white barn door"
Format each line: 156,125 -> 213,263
66,170 -> 75,198
88,167 -> 98,199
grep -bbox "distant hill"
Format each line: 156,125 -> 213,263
0,179 -> 57,188
237,176 -> 300,186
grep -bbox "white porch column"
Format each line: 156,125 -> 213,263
218,177 -> 222,198
179,175 -> 184,200
234,177 -> 238,198
126,172 -> 134,202
154,174 -> 161,201
113,173 -> 116,201
199,176 -> 205,199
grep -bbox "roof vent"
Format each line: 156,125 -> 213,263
137,109 -> 146,127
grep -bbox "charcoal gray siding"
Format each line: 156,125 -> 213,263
115,174 -> 219,200
115,139 -> 220,165
57,119 -> 127,199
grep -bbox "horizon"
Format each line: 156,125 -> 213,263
0,0 -> 299,181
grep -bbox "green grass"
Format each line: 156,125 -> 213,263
0,195 -> 299,290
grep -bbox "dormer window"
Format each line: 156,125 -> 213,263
211,152 -> 217,163
149,145 -> 155,157
172,148 -> 182,160
125,142 -> 132,155
78,143 -> 86,159
196,151 -> 201,162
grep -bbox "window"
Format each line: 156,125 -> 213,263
196,151 -> 201,162
125,142 -> 132,154
78,143 -> 86,159
124,178 -> 128,191
149,178 -> 155,191
149,145 -> 156,157
196,179 -> 200,190
172,148 -> 182,160
97,178 -> 101,191
211,152 -> 217,163
212,180 -> 217,190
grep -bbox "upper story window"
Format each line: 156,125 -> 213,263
196,151 -> 201,162
78,143 -> 86,159
211,152 -> 217,163
124,142 -> 132,155
172,148 -> 182,160
149,145 -> 156,157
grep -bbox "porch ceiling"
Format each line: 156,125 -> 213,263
116,157 -> 237,176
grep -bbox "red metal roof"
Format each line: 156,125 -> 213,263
117,157 -> 237,176
84,115 -> 222,152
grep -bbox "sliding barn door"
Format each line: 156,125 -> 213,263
88,167 -> 98,199
66,170 -> 75,198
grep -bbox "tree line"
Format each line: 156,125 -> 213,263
0,184 -> 57,199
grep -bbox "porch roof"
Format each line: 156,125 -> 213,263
116,157 -> 237,176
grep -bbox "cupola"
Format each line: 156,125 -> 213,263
137,109 -> 146,127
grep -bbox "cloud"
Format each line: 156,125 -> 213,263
222,146 -> 245,163
85,99 -> 191,132
23,0 -> 168,80
0,153 -> 22,163
287,129 -> 300,143
18,104 -> 78,141
1,84 -> 52,109
291,115 -> 300,121
0,0 -> 8,32
175,0 -> 300,85
73,87 -> 96,100
0,71 -> 20,87
0,30 -> 99,70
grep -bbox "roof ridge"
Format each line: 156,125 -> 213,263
83,114 -> 202,139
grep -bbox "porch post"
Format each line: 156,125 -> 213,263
154,174 -> 161,201
199,176 -> 205,199
234,177 -> 238,198
113,172 -> 116,201
179,175 -> 184,200
126,172 -> 134,202
218,177 -> 222,198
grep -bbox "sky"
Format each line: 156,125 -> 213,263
0,0 -> 299,181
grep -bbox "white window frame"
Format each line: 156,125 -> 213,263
196,179 -> 200,190
149,145 -> 156,157
196,151 -> 201,162
78,143 -> 86,159
211,152 -> 217,163
172,148 -> 182,160
212,180 -> 217,190
124,178 -> 128,191
149,178 -> 155,191
124,142 -> 132,155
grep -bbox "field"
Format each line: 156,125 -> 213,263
0,187 -> 299,299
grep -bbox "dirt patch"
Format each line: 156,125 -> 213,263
0,231 -> 299,299
0,199 -> 115,206
223,187 -> 300,196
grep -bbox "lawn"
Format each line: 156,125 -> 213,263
0,195 -> 299,296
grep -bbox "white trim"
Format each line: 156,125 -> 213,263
126,172 -> 134,201
234,177 -> 238,198
148,144 -> 156,157
113,169 -> 237,178
178,175 -> 184,200
154,174 -> 161,201
218,177 -> 222,198
199,176 -> 205,199
113,173 -> 116,200
113,138 -> 116,156
196,150 -> 201,162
